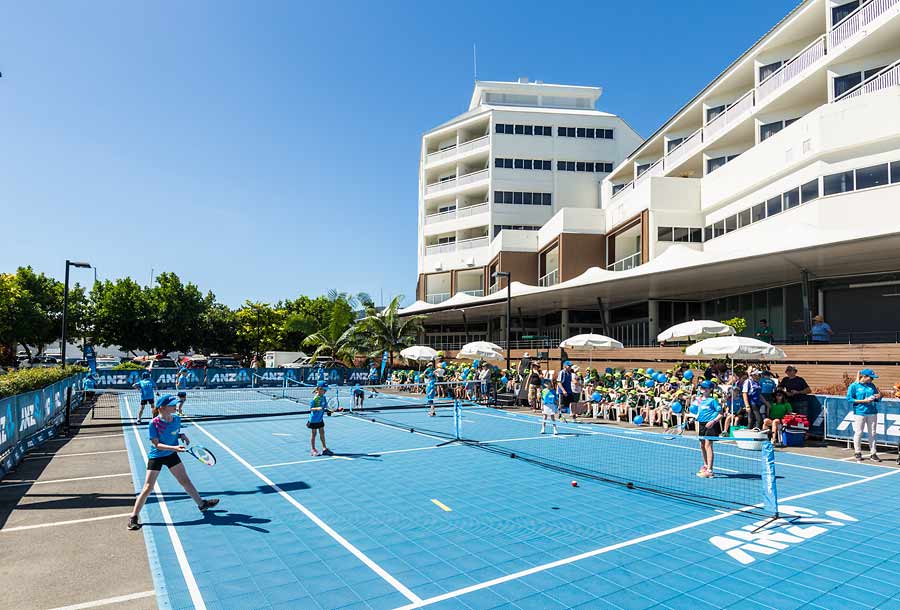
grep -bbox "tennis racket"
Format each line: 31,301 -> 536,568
185,445 -> 216,466
664,421 -> 690,438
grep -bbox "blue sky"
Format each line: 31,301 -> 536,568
1,0 -> 799,307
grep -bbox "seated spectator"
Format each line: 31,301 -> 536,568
763,389 -> 792,447
777,366 -> 811,415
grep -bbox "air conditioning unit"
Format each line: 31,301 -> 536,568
465,257 -> 475,267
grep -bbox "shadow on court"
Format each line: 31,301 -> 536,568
141,509 -> 271,533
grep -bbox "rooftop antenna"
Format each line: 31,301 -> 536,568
473,43 -> 478,82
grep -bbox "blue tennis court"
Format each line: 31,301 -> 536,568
118,389 -> 900,610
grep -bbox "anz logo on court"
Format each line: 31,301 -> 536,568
346,370 -> 370,383
710,506 -> 857,564
836,412 -> 900,437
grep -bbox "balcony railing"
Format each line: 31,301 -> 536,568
705,89 -> 755,141
460,289 -> 484,297
458,168 -> 489,187
611,181 -> 634,200
425,242 -> 456,255
829,0 -> 900,49
426,292 -> 450,304
424,135 -> 490,166
836,58 -> 900,102
538,269 -> 559,287
425,177 -> 456,195
457,235 -> 490,250
457,202 -> 489,217
458,134 -> 489,155
634,158 -> 665,185
488,282 -> 500,294
607,252 -> 641,272
757,35 -> 827,102
425,145 -> 458,164
665,127 -> 703,169
424,209 -> 456,224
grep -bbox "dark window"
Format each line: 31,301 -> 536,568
604,129 -> 614,139
760,120 -> 784,142
566,161 -> 576,172
713,221 -> 725,238
658,227 -> 673,241
524,125 -> 533,136
855,163 -> 889,189
493,190 -> 503,203
585,162 -> 595,172
706,105 -> 726,123
636,163 -> 651,176
783,187 -> 800,209
558,126 -> 566,136
542,160 -> 551,170
575,128 -> 585,138
514,159 -> 524,169
752,202 -> 766,223
864,66 -> 886,80
515,124 -> 524,135
533,192 -> 542,204
543,193 -> 552,205
707,156 -> 727,174
667,137 -> 684,152
704,225 -> 713,241
513,192 -> 523,204
832,0 -> 859,25
800,179 -> 819,203
784,117 -> 798,127
495,124 -> 504,134
823,171 -> 855,195
543,126 -> 552,136
504,158 -> 513,169
766,195 -> 783,217
738,208 -> 752,227
586,128 -> 595,138
567,127 -> 576,137
673,227 -> 690,242
557,161 -> 565,171
602,163 -> 613,172
759,60 -> 783,82
523,159 -> 533,170
576,162 -> 586,172
834,72 -> 862,98
523,192 -> 533,204
505,124 -> 515,134
892,161 -> 900,184
495,158 -> 504,168
612,183 -> 626,194
689,228 -> 703,243
724,216 -> 737,233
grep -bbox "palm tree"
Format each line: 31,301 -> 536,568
301,295 -> 357,365
352,296 -> 425,371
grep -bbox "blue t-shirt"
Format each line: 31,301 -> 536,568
136,379 -> 155,401
308,395 -> 328,424
811,322 -> 832,342
368,367 -> 377,380
148,415 -> 181,458
542,389 -> 558,409
353,385 -> 364,397
759,376 -> 776,396
695,397 -> 722,423
742,378 -> 763,406
83,377 -> 96,391
846,382 -> 879,415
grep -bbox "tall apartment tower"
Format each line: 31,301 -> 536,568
416,79 -> 642,306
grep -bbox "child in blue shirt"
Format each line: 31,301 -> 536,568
308,382 -> 333,457
540,383 -> 559,435
132,372 -> 156,424
693,380 -> 724,478
128,395 -> 218,531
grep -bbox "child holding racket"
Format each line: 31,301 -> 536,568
694,380 -> 724,478
540,382 -> 559,435
128,395 -> 219,531
308,381 -> 333,457
132,371 -> 156,424
352,384 -> 365,411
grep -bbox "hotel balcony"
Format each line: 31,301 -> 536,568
423,201 -> 489,233
424,235 -> 490,256
834,58 -> 900,102
424,135 -> 490,169
424,168 -> 490,199
606,251 -> 641,272
538,268 -> 559,287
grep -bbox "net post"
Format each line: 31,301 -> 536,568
760,439 -> 779,518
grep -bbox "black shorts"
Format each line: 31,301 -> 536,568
307,421 -> 325,430
698,420 -> 722,438
559,393 -> 574,408
141,399 -> 154,406
147,452 -> 182,471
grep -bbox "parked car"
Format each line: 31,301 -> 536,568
207,356 -> 241,369
284,356 -> 348,369
29,355 -> 60,368
144,357 -> 179,370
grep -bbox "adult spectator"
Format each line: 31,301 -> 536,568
846,368 -> 882,463
525,361 -> 543,410
556,360 -> 575,416
759,370 -> 777,404
755,319 -> 774,343
810,315 -> 833,343
742,368 -> 769,431
777,366 -> 811,415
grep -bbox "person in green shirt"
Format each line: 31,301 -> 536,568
763,389 -> 792,447
755,318 -> 774,343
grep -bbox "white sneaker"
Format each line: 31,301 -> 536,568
552,429 -> 559,436
540,428 -> 546,434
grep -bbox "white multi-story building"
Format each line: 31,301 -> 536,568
405,0 -> 900,349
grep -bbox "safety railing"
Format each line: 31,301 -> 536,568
757,35 -> 827,102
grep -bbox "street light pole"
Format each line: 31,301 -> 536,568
61,260 -> 91,367
493,271 -> 512,370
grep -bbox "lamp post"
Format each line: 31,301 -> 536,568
492,271 -> 512,370
61,260 -> 91,367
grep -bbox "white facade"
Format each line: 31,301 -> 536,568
417,79 -> 641,303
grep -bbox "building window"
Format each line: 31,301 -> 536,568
760,120 -> 784,142
800,179 -> 819,203
766,195 -> 783,217
667,137 -> 684,152
738,209 -> 752,227
658,226 -> 703,242
834,72 -> 863,98
658,227 -> 673,241
557,126 -> 613,139
713,221 -> 725,238
514,124 -> 525,135
494,158 -> 504,168
759,60 -> 783,82
724,216 -> 737,233
493,224 -> 541,237
673,227 -> 690,242
703,225 -> 713,242
598,162 -> 613,173
832,0 -> 859,26
707,156 -> 728,174
892,161 -> 900,184
783,187 -> 800,210
495,124 -> 504,134
493,191 -> 552,206
586,128 -> 595,138
706,105 -> 726,123
612,183 -> 626,195
576,161 -> 585,172
524,125 -> 533,136
566,161 -> 576,172
752,202 -> 766,223
824,170 -> 855,195
689,228 -> 703,243
577,128 -> 586,138
855,163 -> 889,190
636,163 -> 651,176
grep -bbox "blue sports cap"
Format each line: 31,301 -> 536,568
176,391 -> 187,398
141,371 -> 150,378
156,394 -> 178,408
859,368 -> 878,379
316,380 -> 328,389
563,360 -> 573,367
699,380 -> 715,389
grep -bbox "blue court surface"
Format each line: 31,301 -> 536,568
118,390 -> 900,610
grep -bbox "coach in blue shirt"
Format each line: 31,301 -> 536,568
846,368 -> 882,463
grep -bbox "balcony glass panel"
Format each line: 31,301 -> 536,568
801,179 -> 820,203
738,209 -> 752,227
855,163 -> 889,189
783,187 -> 801,210
824,171 -> 855,195
766,196 -> 783,217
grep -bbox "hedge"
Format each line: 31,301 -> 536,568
0,366 -> 88,399
112,361 -> 146,371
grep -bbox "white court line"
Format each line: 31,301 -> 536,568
24,449 -> 127,461
395,467 -> 900,609
1,512 -> 132,533
0,473 -> 131,488
190,419 -> 423,605
45,590 -> 155,610
123,396 -> 206,610
255,444 -> 440,469
45,433 -> 124,441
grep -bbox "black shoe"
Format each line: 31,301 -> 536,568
855,453 -> 863,463
199,498 -> 220,512
870,454 -> 882,463
321,448 -> 333,456
127,516 -> 142,531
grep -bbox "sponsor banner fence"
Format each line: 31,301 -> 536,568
822,395 -> 900,446
94,367 -> 375,390
0,374 -> 85,478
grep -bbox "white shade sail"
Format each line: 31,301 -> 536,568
685,336 -> 786,361
461,340 -> 503,352
657,320 -> 736,343
559,334 -> 624,350
399,345 -> 438,362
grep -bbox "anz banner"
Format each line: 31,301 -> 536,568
823,395 -> 900,445
0,374 -> 85,478
94,367 -> 372,389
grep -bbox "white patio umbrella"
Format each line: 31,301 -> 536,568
399,345 -> 438,362
457,346 -> 504,361
684,336 -> 786,361
559,333 -> 624,369
657,320 -> 735,343
461,340 -> 503,353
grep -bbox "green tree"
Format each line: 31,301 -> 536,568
197,296 -> 239,355
90,278 -> 153,355
10,267 -> 65,356
301,295 -> 357,365
0,273 -> 25,362
236,302 -> 286,359
146,272 -> 207,352
351,295 -> 424,370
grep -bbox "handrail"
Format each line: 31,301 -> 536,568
664,126 -> 703,169
835,58 -> 900,102
830,0 -> 899,48
635,158 -> 665,184
424,209 -> 456,224
704,89 -> 755,141
606,252 -> 642,272
457,202 -> 489,217
538,269 -> 559,287
457,236 -> 490,250
611,181 -> 634,200
757,35 -> 827,102
458,168 -> 489,186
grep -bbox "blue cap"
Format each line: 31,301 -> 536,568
316,380 -> 328,389
141,371 -> 150,379
176,391 -> 187,399
563,360 -> 573,367
699,380 -> 715,389
859,368 -> 878,379
156,394 -> 178,408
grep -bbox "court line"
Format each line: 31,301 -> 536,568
45,590 -> 155,610
255,445 -> 440,469
395,467 -> 900,609
123,396 -> 206,610
190,419 -> 423,605
0,473 -> 131,488
1,512 -> 132,533
45,433 -> 124,441
24,449 -> 127,461
431,499 -> 452,512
